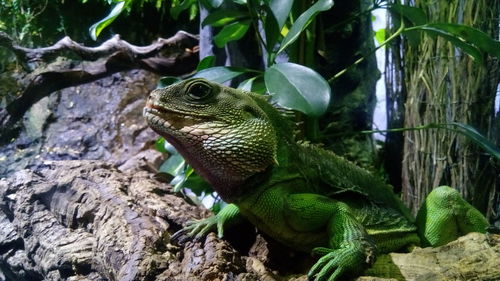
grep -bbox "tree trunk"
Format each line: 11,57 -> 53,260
317,0 -> 380,169
391,0 -> 500,216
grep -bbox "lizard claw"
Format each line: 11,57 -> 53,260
171,228 -> 192,245
307,243 -> 375,281
171,216 -> 224,245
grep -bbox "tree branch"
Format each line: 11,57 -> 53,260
0,31 -> 199,66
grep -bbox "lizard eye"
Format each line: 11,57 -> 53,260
186,81 -> 212,100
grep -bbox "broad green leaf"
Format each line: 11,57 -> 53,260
196,55 -> 216,71
238,77 -> 257,91
157,76 -> 181,88
448,122 -> 500,160
387,3 -> 427,46
89,1 -> 127,40
264,63 -> 331,117
238,76 -> 266,94
172,165 -> 212,194
423,23 -> 500,58
375,28 -> 386,45
408,25 -> 483,61
277,0 -> 334,55
251,76 -> 267,94
387,3 -> 427,26
213,20 -> 251,47
202,9 -> 249,27
159,153 -> 185,176
163,141 -> 179,155
171,173 -> 187,192
263,5 -> 280,53
269,0 -> 293,29
194,66 -> 256,83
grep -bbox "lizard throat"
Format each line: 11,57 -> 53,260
144,107 -> 278,201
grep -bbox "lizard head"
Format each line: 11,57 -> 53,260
144,78 -> 278,200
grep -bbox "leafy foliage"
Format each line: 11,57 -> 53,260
83,0 -> 499,206
89,0 -> 129,40
88,0 -> 198,41
276,0 -> 333,55
198,0 -> 333,117
265,62 -> 330,117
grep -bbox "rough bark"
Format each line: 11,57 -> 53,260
1,159 -> 499,281
0,160 -> 248,281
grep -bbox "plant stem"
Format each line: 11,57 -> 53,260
328,19 -> 405,83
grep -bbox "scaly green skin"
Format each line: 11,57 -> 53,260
144,78 -> 489,281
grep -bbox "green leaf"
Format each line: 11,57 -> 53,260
387,3 -> 427,46
170,0 -> 196,20
194,66 -> 257,83
89,0 -> 127,41
183,167 -> 213,195
189,3 -> 198,20
202,9 -> 249,27
263,5 -> 280,54
196,55 -> 216,71
159,153 -> 185,176
363,123 -> 500,161
422,23 -> 500,59
408,24 -> 483,61
448,122 -> 500,160
277,0 -> 334,55
269,0 -> 293,29
238,76 -> 266,94
163,141 -> 179,155
251,76 -> 267,94
232,0 -> 247,5
238,77 -> 257,91
204,0 -> 224,9
213,20 -> 251,47
171,173 -> 187,192
387,3 -> 427,26
375,28 -> 386,45
157,76 -> 181,89
155,137 -> 168,153
264,63 -> 331,117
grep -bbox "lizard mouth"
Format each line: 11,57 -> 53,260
143,103 -> 206,132
145,103 -> 169,114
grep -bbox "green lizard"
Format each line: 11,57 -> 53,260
143,78 -> 489,281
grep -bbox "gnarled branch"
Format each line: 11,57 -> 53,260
0,31 -> 199,67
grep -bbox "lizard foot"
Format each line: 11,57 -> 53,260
307,243 -> 375,281
171,215 -> 226,245
171,204 -> 240,245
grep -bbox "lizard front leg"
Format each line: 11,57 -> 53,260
172,203 -> 242,243
284,194 -> 376,281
